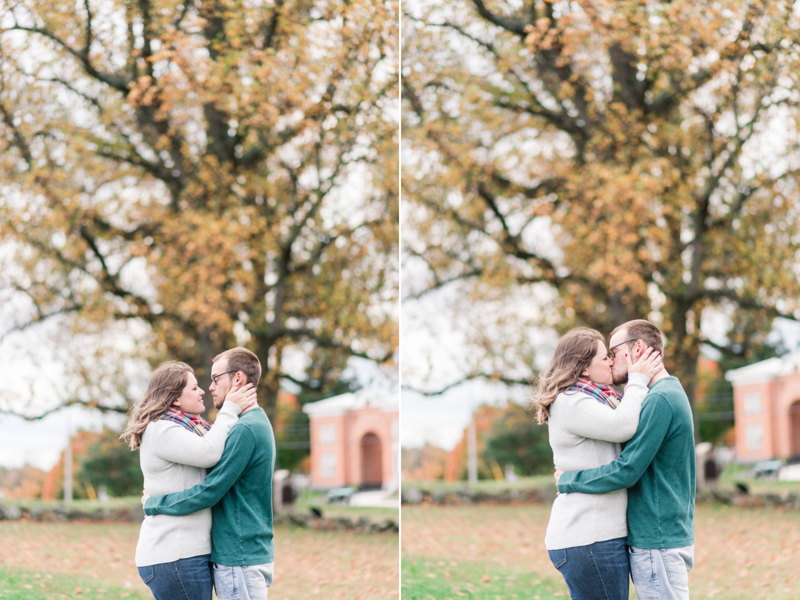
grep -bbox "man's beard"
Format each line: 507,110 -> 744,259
612,370 -> 628,386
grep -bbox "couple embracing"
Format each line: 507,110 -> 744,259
121,347 -> 276,600
534,319 -> 696,600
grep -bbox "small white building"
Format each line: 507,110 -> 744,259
303,389 -> 399,491
725,351 -> 800,462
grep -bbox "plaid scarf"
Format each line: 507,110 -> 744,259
569,377 -> 622,410
160,407 -> 212,436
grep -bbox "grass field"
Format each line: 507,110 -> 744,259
1,497 -> 145,512
402,476 -> 554,494
404,468 -> 800,497
1,494 -> 400,523
0,521 -> 398,599
294,490 -> 399,521
401,503 -> 800,600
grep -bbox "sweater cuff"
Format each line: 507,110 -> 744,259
144,497 -> 160,516
626,372 -> 650,388
220,400 -> 243,417
557,471 -> 575,494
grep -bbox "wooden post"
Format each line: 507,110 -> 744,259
64,436 -> 73,503
467,416 -> 477,485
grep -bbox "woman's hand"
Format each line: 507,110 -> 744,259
554,467 -> 564,496
225,383 -> 258,411
626,346 -> 664,384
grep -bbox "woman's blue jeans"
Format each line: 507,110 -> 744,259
548,537 -> 629,600
137,554 -> 213,600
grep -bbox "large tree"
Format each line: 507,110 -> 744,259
0,0 -> 398,417
402,0 -> 800,419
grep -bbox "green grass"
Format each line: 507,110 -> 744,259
402,503 -> 800,600
402,475 -> 554,493
0,496 -> 142,512
293,490 -> 399,521
727,478 -> 800,494
0,520 -> 398,600
714,463 -> 800,497
2,493 -> 399,522
401,505 -> 571,600
0,568 -> 149,600
408,467 -> 800,498
402,557 -> 568,600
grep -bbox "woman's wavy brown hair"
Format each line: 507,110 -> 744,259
120,361 -> 194,450
531,327 -> 605,424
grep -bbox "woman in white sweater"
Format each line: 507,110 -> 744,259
532,328 -> 663,600
120,361 -> 257,600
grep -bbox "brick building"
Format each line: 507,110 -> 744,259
303,389 -> 399,490
725,351 -> 800,462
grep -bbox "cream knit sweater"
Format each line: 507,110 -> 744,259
544,373 -> 650,550
135,401 -> 242,567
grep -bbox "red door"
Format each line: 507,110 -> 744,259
361,433 -> 383,487
791,401 -> 800,459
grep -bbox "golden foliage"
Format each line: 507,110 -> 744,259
403,0 -> 800,401
0,0 -> 399,413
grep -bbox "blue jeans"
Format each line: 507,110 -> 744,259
548,537 -> 629,600
628,545 -> 693,600
213,562 -> 274,600
137,554 -> 212,600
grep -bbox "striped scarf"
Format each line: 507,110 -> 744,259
160,407 -> 212,436
569,377 -> 622,410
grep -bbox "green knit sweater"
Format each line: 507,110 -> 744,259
557,376 -> 696,549
144,408 -> 276,565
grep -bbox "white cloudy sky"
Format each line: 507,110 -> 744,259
0,302 -> 141,469
0,305 -> 395,471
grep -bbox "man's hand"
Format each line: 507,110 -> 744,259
141,489 -> 151,508
554,467 -> 564,495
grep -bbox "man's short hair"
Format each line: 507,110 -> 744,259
610,319 -> 665,354
214,347 -> 262,387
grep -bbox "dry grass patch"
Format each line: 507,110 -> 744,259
0,521 -> 398,600
402,503 -> 800,600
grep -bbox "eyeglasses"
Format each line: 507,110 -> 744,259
211,370 -> 236,384
607,339 -> 638,359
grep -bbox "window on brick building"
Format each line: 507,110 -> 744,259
744,392 -> 761,416
746,423 -> 763,450
319,424 -> 336,446
321,452 -> 337,478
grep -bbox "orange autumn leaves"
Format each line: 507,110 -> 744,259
0,0 -> 398,411
402,0 -> 800,398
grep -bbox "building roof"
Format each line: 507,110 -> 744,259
725,350 -> 800,386
302,388 -> 399,417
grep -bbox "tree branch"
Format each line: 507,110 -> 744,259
403,372 -> 533,397
4,24 -> 130,92
470,0 -> 528,35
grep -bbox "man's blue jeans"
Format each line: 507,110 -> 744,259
213,562 -> 274,600
137,554 -> 212,600
628,545 -> 693,600
548,537 -> 629,600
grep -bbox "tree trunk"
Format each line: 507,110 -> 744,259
198,327 -> 225,415
669,304 -> 700,443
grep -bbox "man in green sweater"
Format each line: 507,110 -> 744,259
143,347 -> 276,600
555,320 -> 696,600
